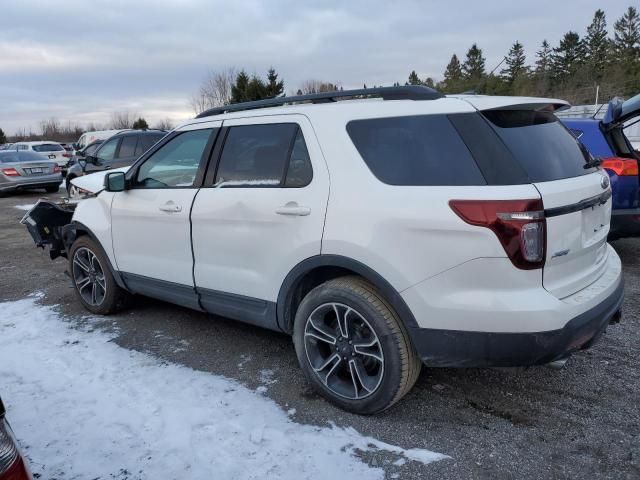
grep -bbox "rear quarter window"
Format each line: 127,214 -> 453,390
346,115 -> 486,186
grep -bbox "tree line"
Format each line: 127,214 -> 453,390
191,5 -> 639,114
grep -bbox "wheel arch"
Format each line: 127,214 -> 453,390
64,221 -> 129,291
277,255 -> 419,334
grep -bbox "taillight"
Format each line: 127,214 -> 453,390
53,165 -> 62,173
1,168 -> 20,177
449,199 -> 546,270
601,157 -> 638,176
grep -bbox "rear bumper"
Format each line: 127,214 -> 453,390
0,176 -> 62,192
610,208 -> 640,239
409,278 -> 623,367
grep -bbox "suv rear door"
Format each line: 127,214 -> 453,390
479,108 -> 612,299
190,115 -> 329,328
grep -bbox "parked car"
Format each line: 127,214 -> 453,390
0,150 -> 62,193
0,144 -> 14,151
12,141 -> 72,168
75,129 -> 130,151
65,130 -> 165,195
22,86 -> 623,414
0,396 -> 32,479
561,94 -> 640,239
65,139 -> 104,171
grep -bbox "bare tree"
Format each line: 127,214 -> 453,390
154,118 -> 175,130
190,67 -> 236,115
297,80 -> 341,95
109,111 -> 137,129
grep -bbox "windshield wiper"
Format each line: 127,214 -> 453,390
584,157 -> 602,169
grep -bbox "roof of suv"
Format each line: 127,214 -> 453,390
111,129 -> 166,138
187,87 -> 570,128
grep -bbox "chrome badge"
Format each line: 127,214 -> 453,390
601,174 -> 610,190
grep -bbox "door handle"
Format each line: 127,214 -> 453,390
159,201 -> 182,213
275,202 -> 311,216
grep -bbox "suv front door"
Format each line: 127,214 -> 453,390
191,115 -> 330,328
110,123 -> 220,308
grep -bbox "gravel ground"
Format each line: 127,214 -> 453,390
1,190 -> 639,479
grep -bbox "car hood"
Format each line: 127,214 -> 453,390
603,93 -> 640,127
70,166 -> 130,194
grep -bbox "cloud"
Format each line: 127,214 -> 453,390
0,0 -> 632,135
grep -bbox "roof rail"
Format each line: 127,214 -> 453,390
195,85 -> 444,118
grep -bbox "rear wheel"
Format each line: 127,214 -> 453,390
45,185 -> 59,193
293,276 -> 421,414
69,236 -> 128,314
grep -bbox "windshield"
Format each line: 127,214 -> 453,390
32,144 -> 64,152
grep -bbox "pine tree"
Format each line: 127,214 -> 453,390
442,54 -> 463,91
0,128 -> 6,144
501,41 -> 527,83
462,44 -> 486,80
407,70 -> 421,85
424,77 -> 435,88
231,71 -> 251,103
613,6 -> 640,65
535,40 -> 552,74
585,9 -> 609,79
265,67 -> 284,97
550,31 -> 585,82
132,117 -> 149,129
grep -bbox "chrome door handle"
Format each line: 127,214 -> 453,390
275,202 -> 311,216
159,202 -> 182,213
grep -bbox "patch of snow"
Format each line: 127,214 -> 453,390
13,204 -> 35,211
287,408 -> 297,416
259,368 -> 277,385
0,298 -> 448,479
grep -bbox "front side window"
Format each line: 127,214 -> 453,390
215,124 -> 312,187
134,129 -> 212,189
96,138 -> 120,161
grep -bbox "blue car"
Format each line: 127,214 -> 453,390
562,94 -> 640,240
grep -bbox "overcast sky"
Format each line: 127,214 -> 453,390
0,0 -> 632,135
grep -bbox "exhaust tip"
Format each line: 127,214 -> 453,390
546,358 -> 568,370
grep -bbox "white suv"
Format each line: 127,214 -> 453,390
23,86 -> 624,414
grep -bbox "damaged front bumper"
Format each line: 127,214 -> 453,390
20,200 -> 78,260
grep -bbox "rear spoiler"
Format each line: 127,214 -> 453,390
603,93 -> 640,128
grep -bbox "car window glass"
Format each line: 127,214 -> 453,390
135,134 -> 164,156
97,138 -> 120,161
83,142 -> 101,156
135,129 -> 211,189
118,136 -> 138,158
215,124 -> 297,187
32,144 -> 64,152
347,115 -> 486,186
284,128 -> 313,187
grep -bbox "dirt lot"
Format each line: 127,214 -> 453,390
1,190 -> 639,480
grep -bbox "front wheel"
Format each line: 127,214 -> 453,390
69,236 -> 128,314
293,276 -> 421,414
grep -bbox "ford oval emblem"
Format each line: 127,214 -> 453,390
601,174 -> 610,189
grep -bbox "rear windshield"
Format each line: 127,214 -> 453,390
32,144 -> 64,152
481,110 -> 596,182
346,115 -> 486,186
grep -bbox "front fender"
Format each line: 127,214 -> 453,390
71,193 -> 118,269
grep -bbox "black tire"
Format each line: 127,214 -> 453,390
45,185 -> 60,193
293,276 -> 421,414
68,236 -> 129,315
65,176 -> 75,194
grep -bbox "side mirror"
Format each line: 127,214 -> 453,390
104,171 -> 126,192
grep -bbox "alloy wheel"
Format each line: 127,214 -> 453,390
72,247 -> 106,306
304,302 -> 384,400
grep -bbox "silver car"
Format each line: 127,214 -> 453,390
0,150 -> 62,193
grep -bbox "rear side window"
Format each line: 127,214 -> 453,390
32,144 -> 63,152
136,134 -> 164,156
118,136 -> 138,158
481,110 -> 595,182
215,124 -> 312,187
346,115 -> 486,186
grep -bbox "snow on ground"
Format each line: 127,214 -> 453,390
0,297 -> 448,479
13,204 -> 35,211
